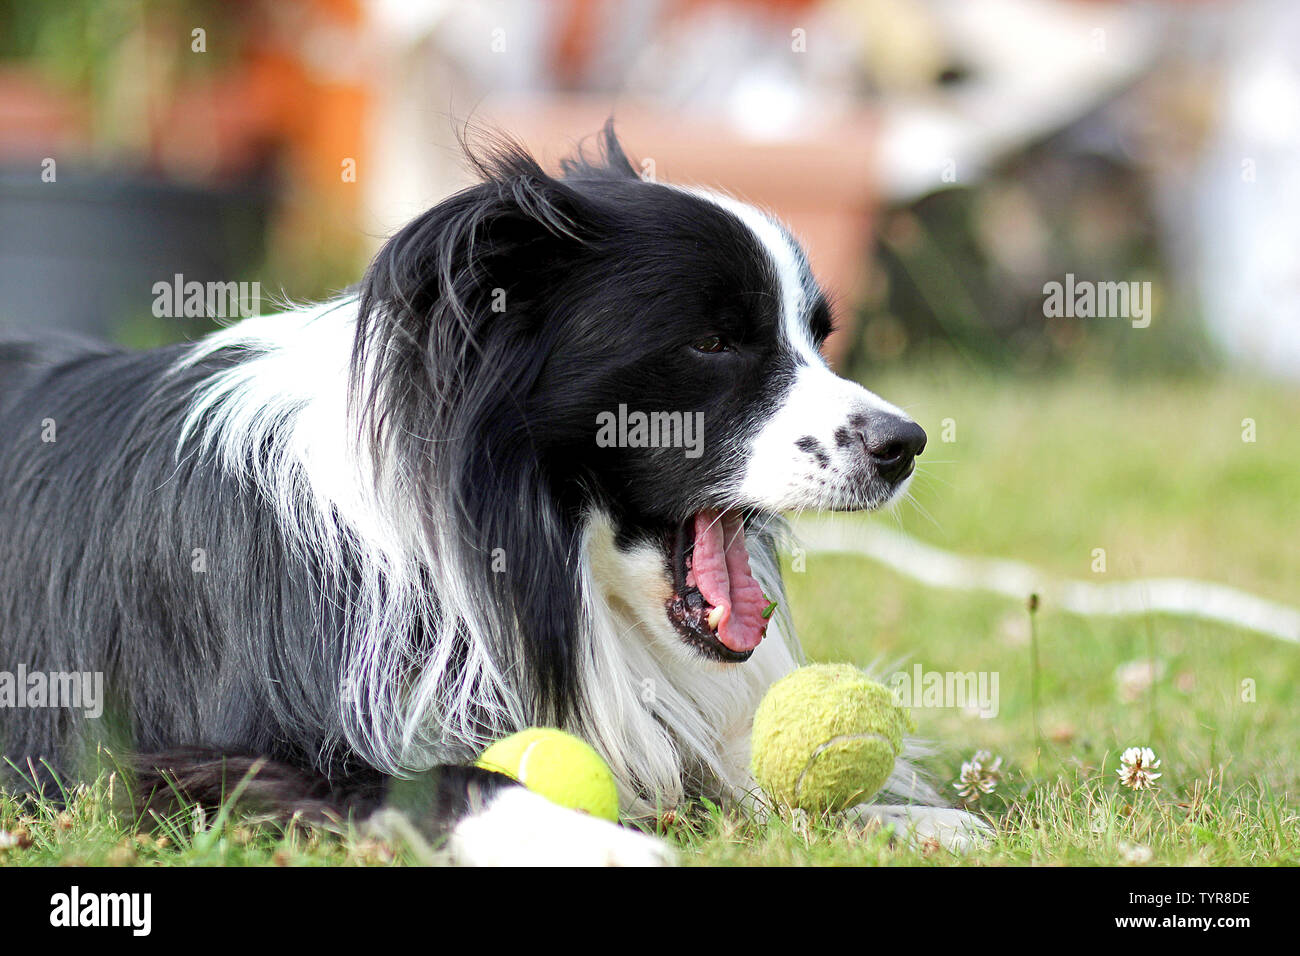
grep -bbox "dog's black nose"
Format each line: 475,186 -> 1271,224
863,415 -> 927,484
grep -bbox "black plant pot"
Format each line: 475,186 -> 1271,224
0,168 -> 274,344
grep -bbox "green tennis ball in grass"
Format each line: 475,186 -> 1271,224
475,727 -> 620,822
751,664 -> 913,813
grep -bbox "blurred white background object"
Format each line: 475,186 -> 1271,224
1192,0 -> 1300,381
874,0 -> 1161,201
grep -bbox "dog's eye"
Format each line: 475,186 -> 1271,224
690,335 -> 730,354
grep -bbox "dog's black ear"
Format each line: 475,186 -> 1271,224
353,135 -> 601,362
466,133 -> 603,241
352,136 -> 600,726
560,117 -> 639,181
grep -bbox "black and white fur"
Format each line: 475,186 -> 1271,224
0,127 -> 982,863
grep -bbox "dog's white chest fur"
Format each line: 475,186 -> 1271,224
579,512 -> 798,815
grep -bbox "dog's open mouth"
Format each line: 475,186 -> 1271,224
665,509 -> 772,662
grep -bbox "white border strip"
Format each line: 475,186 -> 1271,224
794,518 -> 1300,645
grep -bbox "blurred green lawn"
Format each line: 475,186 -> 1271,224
3,365 -> 1297,866
709,364 -> 1300,865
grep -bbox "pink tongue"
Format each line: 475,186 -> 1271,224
684,510 -> 768,653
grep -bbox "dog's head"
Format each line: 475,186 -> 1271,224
355,124 -> 924,692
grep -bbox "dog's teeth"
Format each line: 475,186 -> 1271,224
706,605 -> 723,630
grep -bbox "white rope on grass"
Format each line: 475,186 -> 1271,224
793,517 -> 1300,645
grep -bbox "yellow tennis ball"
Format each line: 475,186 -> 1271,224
751,664 -> 912,813
475,728 -> 620,822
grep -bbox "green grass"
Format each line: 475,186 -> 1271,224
875,364 -> 1300,602
0,776 -> 402,867
3,365 -> 1297,866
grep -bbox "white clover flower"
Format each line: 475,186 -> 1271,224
955,750 -> 1003,801
1119,841 -> 1154,864
1118,746 -> 1162,790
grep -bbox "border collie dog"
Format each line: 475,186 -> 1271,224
0,127 -> 981,864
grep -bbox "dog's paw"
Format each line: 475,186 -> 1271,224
848,804 -> 992,854
448,787 -> 674,867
